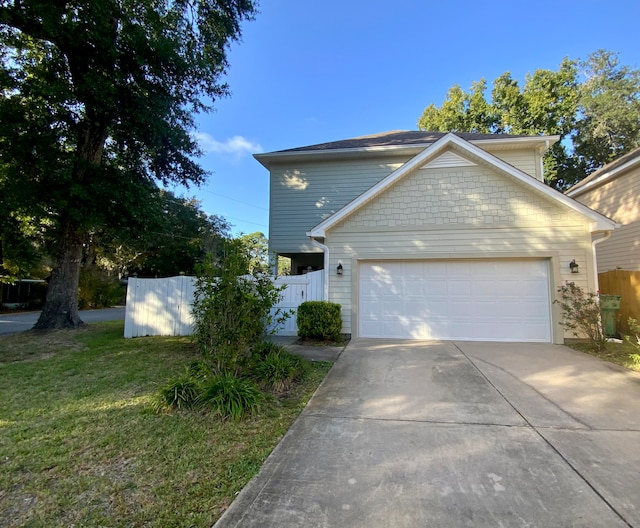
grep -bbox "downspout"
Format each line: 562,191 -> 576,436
308,236 -> 329,301
591,230 -> 611,293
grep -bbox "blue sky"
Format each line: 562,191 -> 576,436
173,0 -> 640,237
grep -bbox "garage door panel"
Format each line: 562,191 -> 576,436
448,300 -> 474,317
359,260 -> 551,342
379,300 -> 401,317
491,302 -> 528,318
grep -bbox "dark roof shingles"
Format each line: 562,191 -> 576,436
275,130 -> 537,154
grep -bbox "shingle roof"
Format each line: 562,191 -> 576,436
274,130 -> 538,153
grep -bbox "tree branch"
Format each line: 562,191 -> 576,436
0,1 -> 65,49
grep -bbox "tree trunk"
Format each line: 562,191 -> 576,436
34,217 -> 84,329
33,115 -> 108,330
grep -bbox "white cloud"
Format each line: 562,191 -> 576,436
194,132 -> 262,156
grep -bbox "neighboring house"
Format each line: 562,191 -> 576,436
255,131 -> 616,343
566,147 -> 640,273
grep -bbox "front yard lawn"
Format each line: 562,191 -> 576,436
0,321 -> 332,527
568,337 -> 640,373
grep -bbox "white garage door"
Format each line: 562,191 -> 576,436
359,260 -> 551,342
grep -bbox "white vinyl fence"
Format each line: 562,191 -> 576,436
271,271 -> 324,336
123,271 -> 323,338
124,276 -> 196,338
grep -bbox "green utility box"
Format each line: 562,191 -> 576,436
600,294 -> 622,337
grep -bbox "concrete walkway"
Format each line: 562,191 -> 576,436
214,339 -> 640,528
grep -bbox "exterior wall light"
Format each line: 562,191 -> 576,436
337,263 -> 343,275
569,259 -> 579,273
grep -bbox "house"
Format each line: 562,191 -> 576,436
566,147 -> 640,334
255,131 -> 617,343
566,147 -> 640,273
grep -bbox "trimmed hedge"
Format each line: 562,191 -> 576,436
297,301 -> 342,340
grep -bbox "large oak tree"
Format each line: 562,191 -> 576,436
0,0 -> 256,328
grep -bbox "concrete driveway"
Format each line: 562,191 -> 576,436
215,339 -> 640,528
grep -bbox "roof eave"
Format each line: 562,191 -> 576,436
253,144 -> 416,169
567,155 -> 640,197
254,134 -> 560,170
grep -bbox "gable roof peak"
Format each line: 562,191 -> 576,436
307,132 -> 614,237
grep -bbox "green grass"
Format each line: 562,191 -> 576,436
0,321 -> 332,527
567,336 -> 640,372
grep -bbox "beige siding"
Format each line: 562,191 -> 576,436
486,148 -> 542,181
572,167 -> 640,271
573,167 -> 640,224
325,164 -> 594,343
334,164 -> 569,229
593,220 -> 640,272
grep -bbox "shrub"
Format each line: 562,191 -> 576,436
626,318 -> 640,367
554,282 -> 606,351
628,317 -> 640,344
297,301 -> 342,341
253,347 -> 303,393
251,340 -> 285,360
187,360 -> 212,380
198,372 -> 264,421
192,239 -> 289,373
154,370 -> 202,411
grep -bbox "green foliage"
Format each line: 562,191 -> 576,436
554,282 -> 606,351
154,341 -> 315,417
628,318 -> 640,341
576,50 -> 640,173
253,346 -> 304,393
90,190 -> 230,279
0,211 -> 51,283
252,340 -> 286,360
277,255 -> 292,276
625,318 -> 640,367
0,0 -> 257,327
154,369 -> 202,411
77,266 -> 125,309
297,301 -> 342,341
192,239 -> 289,373
418,50 -> 640,191
419,80 -> 496,133
199,372 -> 263,421
238,232 -> 269,274
0,321 -> 332,526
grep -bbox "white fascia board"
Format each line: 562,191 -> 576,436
254,144 -> 433,169
473,135 -> 559,152
254,135 -> 559,170
566,156 -> 640,197
308,132 -> 616,237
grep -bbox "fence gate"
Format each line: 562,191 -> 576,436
271,271 -> 323,336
